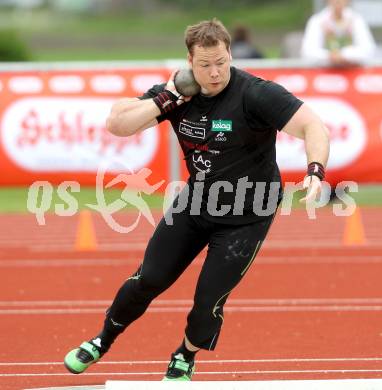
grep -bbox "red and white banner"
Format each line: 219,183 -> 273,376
0,69 -> 170,187
249,66 -> 382,184
0,65 -> 381,187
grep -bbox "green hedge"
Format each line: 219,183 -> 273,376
0,30 -> 30,61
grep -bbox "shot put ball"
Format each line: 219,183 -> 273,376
174,68 -> 201,96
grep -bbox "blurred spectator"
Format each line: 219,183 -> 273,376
301,0 -> 376,66
231,24 -> 263,59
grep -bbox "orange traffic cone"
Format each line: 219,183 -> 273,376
75,210 -> 97,251
343,207 -> 366,245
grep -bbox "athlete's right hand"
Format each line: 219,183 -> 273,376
300,174 -> 322,203
153,70 -> 191,115
165,70 -> 192,105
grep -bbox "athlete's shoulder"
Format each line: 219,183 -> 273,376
233,67 -> 259,83
232,67 -> 271,91
229,67 -> 265,99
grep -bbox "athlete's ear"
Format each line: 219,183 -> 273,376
228,47 -> 232,61
187,52 -> 193,67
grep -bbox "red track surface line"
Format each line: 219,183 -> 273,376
3,357 -> 382,366
6,297 -> 382,306
1,246 -> 381,261
3,261 -> 382,300
3,255 -> 382,268
3,369 -> 382,377
4,304 -> 382,314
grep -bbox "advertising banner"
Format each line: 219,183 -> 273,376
0,68 -> 170,187
249,66 -> 382,184
0,64 -> 381,187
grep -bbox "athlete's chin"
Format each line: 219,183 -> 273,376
204,82 -> 224,95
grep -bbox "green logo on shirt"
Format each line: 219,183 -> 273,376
211,120 -> 232,132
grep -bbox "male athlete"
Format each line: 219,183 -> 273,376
64,18 -> 330,381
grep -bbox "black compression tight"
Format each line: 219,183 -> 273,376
102,209 -> 276,351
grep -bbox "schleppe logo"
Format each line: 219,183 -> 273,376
1,97 -> 159,173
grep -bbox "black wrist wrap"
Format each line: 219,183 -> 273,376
307,161 -> 325,181
153,90 -> 179,114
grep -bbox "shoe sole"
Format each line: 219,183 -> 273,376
64,342 -> 100,375
64,360 -> 82,375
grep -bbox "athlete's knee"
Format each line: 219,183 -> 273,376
137,268 -> 173,296
116,265 -> 161,303
194,292 -> 226,315
125,264 -> 164,290
188,299 -> 224,325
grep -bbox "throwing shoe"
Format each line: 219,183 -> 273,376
162,353 -> 195,381
64,340 -> 102,374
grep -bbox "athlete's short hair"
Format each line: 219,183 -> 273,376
185,18 -> 231,55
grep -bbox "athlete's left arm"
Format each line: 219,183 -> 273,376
281,103 -> 330,202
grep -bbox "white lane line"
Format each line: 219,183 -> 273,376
105,378 -> 382,390
262,257 -> 382,264
0,239 -> 350,245
0,300 -> 112,307
26,243 -> 148,251
3,305 -> 382,314
3,298 -> 382,307
3,369 -> 382,377
0,259 -> 138,267
1,256 -> 382,268
1,357 -> 382,366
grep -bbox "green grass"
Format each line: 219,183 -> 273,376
284,184 -> 382,208
0,184 -> 381,214
348,185 -> 382,206
8,2 -> 311,34
0,186 -> 164,213
0,1 -> 313,61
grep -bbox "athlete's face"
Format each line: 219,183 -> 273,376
188,41 -> 232,97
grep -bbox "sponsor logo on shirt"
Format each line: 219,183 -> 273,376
200,115 -> 208,122
183,118 -> 206,126
179,123 -> 206,139
215,131 -> 227,142
182,140 -> 209,151
192,152 -> 212,173
182,140 -> 221,155
211,120 -> 232,132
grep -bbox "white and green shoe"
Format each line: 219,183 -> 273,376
162,353 -> 195,381
64,341 -> 101,374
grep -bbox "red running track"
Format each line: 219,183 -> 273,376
0,208 -> 381,389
